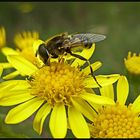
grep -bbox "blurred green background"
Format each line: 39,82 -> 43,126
0,2 -> 140,138
1,2 -> 140,74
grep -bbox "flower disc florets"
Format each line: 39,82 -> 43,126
29,61 -> 87,106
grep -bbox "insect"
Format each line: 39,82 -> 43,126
36,32 -> 106,87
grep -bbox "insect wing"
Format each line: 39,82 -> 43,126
70,33 -> 106,44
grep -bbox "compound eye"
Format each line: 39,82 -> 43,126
38,44 -> 50,64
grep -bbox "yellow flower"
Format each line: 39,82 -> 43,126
0,52 -> 120,138
89,76 -> 140,138
0,26 -> 6,49
124,51 -> 140,75
14,31 -> 39,50
0,31 -> 40,79
14,31 -> 39,64
1,31 -> 39,62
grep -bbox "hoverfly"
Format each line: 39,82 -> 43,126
36,32 -> 106,87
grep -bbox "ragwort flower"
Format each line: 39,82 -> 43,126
2,31 -> 39,63
89,76 -> 140,138
124,51 -> 140,75
0,31 -> 40,79
0,45 -> 120,138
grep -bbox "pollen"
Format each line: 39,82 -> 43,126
90,103 -> 140,138
124,51 -> 140,75
29,61 -> 86,106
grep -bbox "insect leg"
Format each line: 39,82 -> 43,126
67,50 -> 102,87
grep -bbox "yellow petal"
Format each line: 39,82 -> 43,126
68,106 -> 90,138
100,84 -> 114,100
82,61 -> 102,75
0,27 -> 6,48
0,62 -> 13,69
87,101 -> 102,113
83,89 -> 103,112
80,92 -> 115,105
131,95 -> 140,113
71,44 -> 95,67
3,70 -> 20,80
10,81 -> 31,91
0,80 -> 18,91
7,55 -> 38,76
0,90 -> 35,106
5,98 -> 44,124
117,76 -> 129,105
1,47 -> 19,56
0,65 -> 3,76
49,103 -> 67,138
71,98 -> 97,121
0,80 -> 31,91
84,74 -> 120,88
33,103 -> 52,135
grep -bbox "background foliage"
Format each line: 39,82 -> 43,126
0,2 -> 140,138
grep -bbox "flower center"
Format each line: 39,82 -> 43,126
29,61 -> 86,106
90,103 -> 140,138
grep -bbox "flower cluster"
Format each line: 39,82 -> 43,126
0,26 -> 140,138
